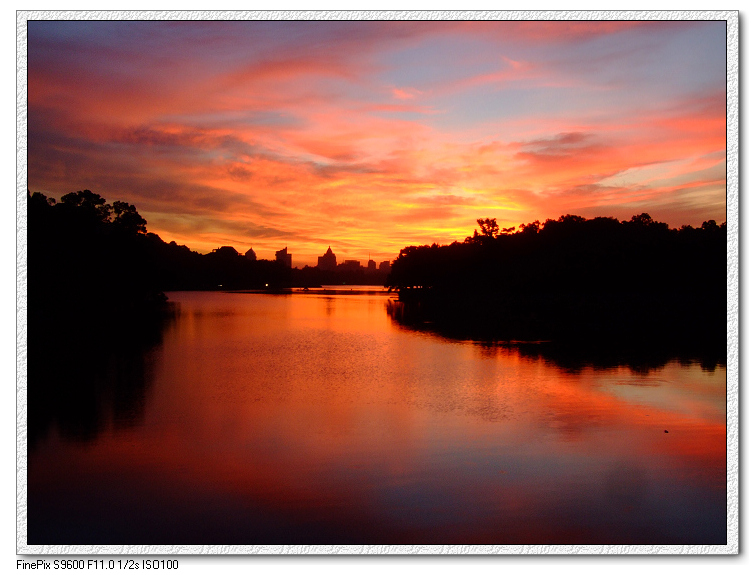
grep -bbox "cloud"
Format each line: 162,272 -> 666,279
392,87 -> 423,100
26,21 -> 727,262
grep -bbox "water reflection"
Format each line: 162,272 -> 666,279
27,292 -> 726,545
387,299 -> 726,373
27,304 -> 176,450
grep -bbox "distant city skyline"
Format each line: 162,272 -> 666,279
219,245 -> 393,270
27,19 -> 726,264
213,242 -> 393,270
224,243 -> 392,270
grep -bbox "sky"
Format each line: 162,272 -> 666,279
26,19 -> 727,267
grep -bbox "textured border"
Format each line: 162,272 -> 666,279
16,9 -> 739,556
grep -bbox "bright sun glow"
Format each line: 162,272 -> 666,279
27,20 -> 726,267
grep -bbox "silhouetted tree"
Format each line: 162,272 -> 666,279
477,218 -> 499,237
112,201 -> 147,234
629,212 -> 653,226
519,220 -> 540,235
59,189 -> 112,224
466,217 -> 501,244
387,213 -> 724,354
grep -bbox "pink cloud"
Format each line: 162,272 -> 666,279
392,87 -> 423,100
27,21 -> 726,263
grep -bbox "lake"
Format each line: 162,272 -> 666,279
26,290 -> 727,546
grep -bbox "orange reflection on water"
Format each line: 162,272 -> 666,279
28,291 -> 727,544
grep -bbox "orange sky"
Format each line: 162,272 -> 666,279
27,20 -> 727,267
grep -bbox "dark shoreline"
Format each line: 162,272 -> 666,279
386,298 -> 725,372
221,286 -> 392,295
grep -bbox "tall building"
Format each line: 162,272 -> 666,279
245,247 -> 257,261
275,246 -> 292,268
379,261 -> 391,273
367,259 -> 376,272
317,246 -> 337,271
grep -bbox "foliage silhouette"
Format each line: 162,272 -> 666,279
387,213 -> 725,356
28,190 -> 175,447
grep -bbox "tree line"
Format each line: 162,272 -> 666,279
28,189 -> 726,351
28,189 -> 390,318
386,213 -> 726,352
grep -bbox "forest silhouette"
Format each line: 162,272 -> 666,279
386,214 -> 725,358
28,190 -> 389,303
29,190 -> 725,349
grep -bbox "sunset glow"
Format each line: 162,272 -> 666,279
27,19 -> 726,267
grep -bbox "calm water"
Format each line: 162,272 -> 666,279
27,291 -> 727,545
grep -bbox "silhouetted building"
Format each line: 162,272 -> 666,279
317,246 -> 337,271
213,246 -> 239,258
342,259 -> 361,270
245,247 -> 257,261
367,259 -> 376,272
276,247 -> 292,268
379,261 -> 391,273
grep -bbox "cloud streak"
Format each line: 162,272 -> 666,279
27,20 -> 727,266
